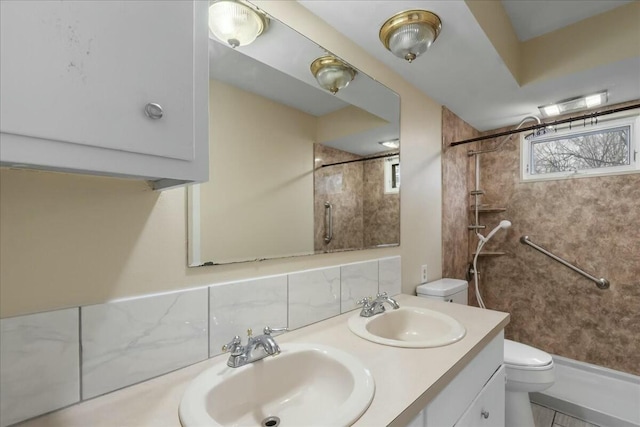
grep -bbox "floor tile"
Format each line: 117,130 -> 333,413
553,412 -> 599,427
532,403 -> 555,427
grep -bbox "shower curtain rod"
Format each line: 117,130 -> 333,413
320,151 -> 398,168
448,103 -> 640,147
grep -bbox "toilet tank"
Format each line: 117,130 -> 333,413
416,278 -> 468,305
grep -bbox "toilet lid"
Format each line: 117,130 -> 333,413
504,339 -> 553,367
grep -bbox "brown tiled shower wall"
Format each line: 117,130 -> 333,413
314,144 -> 399,252
442,105 -> 640,375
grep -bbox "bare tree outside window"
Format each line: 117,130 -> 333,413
531,126 -> 630,174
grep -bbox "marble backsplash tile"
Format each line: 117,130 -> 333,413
379,256 -> 402,296
1,256 -> 400,423
0,308 -> 80,427
340,260 -> 379,313
288,267 -> 341,330
81,288 -> 208,399
209,276 -> 288,357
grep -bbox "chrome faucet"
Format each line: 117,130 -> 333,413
221,326 -> 287,368
357,292 -> 400,317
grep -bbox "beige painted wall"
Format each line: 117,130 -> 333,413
521,2 -> 640,84
198,79 -> 315,264
464,0 -> 521,83
316,105 -> 388,144
0,1 -> 443,318
467,1 -> 640,86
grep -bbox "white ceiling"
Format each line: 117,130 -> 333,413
502,0 -> 633,41
298,0 -> 640,132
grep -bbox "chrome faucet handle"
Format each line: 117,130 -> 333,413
376,292 -> 388,298
356,297 -> 373,306
221,335 -> 243,354
263,326 -> 288,335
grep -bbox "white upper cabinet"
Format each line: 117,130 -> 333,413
0,0 -> 209,190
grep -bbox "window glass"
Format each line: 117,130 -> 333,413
521,115 -> 639,181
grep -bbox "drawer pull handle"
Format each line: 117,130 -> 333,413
144,103 -> 164,119
481,410 -> 490,419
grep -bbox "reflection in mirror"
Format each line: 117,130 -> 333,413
188,9 -> 400,267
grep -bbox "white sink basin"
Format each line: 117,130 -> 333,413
179,343 -> 375,427
348,306 -> 466,348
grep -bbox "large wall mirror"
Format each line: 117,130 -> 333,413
188,8 -> 400,267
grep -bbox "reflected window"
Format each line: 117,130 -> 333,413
385,155 -> 400,194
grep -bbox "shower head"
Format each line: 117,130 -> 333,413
479,220 -> 512,243
470,115 -> 545,156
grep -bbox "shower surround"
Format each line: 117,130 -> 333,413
442,105 -> 640,376
313,143 -> 400,252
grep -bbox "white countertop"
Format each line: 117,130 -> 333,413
20,295 -> 509,427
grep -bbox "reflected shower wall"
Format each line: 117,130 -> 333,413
313,143 -> 399,252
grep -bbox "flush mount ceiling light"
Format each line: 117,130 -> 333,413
379,139 -> 400,149
379,10 -> 442,63
538,91 -> 608,118
208,0 -> 269,48
310,56 -> 357,95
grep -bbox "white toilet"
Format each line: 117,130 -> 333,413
416,279 -> 555,427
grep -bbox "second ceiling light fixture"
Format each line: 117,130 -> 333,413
379,10 -> 442,63
310,56 -> 357,95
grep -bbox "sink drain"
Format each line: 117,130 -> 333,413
262,416 -> 280,427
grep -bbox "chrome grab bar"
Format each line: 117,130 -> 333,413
324,201 -> 333,243
520,236 -> 609,289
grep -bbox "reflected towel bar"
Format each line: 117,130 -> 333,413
520,236 -> 609,289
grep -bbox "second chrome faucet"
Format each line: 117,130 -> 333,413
357,292 -> 400,317
221,326 -> 287,368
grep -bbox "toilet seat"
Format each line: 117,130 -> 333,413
503,339 -> 555,392
504,339 -> 552,367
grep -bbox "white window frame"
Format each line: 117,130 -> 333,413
384,155 -> 400,194
521,114 -> 640,182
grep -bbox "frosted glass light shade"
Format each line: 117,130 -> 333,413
388,23 -> 435,61
310,56 -> 356,95
380,10 -> 442,63
209,0 -> 268,48
538,91 -> 608,117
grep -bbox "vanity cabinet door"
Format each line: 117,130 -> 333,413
454,365 -> 506,427
0,0 -> 208,189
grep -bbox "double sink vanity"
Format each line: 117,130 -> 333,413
20,294 -> 508,427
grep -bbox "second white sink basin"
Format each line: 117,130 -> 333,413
179,343 -> 374,427
348,306 -> 466,348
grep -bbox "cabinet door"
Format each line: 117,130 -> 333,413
455,365 -> 506,427
0,0 -> 194,161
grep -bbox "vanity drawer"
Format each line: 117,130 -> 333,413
454,365 -> 506,427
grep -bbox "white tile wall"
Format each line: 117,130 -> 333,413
288,266 -> 341,330
340,260 -> 379,313
1,256 -> 401,423
379,256 -> 402,296
0,308 -> 80,427
81,288 -> 208,399
209,276 -> 288,357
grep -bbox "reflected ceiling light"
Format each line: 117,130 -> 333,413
379,139 -> 400,149
310,55 -> 357,95
208,0 -> 269,48
379,10 -> 442,63
538,91 -> 608,118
